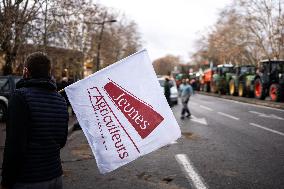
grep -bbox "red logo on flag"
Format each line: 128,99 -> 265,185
104,81 -> 164,139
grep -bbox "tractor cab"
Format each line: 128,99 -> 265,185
234,65 -> 256,77
216,64 -> 234,76
254,60 -> 284,101
239,65 -> 256,76
258,60 -> 284,84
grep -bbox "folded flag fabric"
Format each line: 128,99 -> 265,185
65,49 -> 181,174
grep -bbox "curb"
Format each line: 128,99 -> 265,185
68,115 -> 78,136
196,91 -> 284,110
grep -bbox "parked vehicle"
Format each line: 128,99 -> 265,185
254,60 -> 284,102
158,77 -> 178,105
228,65 -> 256,97
0,75 -> 21,121
210,64 -> 234,94
0,96 -> 8,122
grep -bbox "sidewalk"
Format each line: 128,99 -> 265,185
0,114 -> 77,174
68,114 -> 78,135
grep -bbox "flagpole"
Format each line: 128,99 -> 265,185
58,88 -> 65,93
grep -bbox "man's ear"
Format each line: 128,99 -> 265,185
23,67 -> 29,78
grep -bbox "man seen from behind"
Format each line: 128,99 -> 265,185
1,52 -> 69,189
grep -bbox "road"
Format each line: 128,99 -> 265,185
61,93 -> 284,189
172,94 -> 284,188
1,94 -> 283,188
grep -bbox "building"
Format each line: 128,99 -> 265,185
0,44 -> 84,82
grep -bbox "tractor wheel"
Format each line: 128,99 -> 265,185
246,80 -> 254,97
229,79 -> 235,95
269,84 -> 281,102
203,84 -> 208,92
247,88 -> 254,98
200,84 -> 205,91
238,83 -> 245,97
210,82 -> 217,93
205,83 -> 210,92
254,78 -> 265,100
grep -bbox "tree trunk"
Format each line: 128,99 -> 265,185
3,51 -> 15,75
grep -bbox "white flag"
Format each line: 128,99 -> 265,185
65,49 -> 181,174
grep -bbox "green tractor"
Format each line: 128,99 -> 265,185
254,60 -> 284,102
228,65 -> 256,97
210,64 -> 234,94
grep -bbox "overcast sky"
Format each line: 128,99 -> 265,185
96,0 -> 231,62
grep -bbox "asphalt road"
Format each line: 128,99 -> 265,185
61,94 -> 284,189
172,94 -> 284,189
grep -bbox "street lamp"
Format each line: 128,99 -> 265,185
95,19 -> 117,72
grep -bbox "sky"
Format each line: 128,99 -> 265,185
96,0 -> 231,63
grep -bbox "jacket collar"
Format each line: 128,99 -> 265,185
16,77 -> 57,91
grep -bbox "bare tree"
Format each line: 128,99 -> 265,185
192,0 -> 284,69
100,15 -> 142,67
235,0 -> 284,59
153,55 -> 181,75
1,1 -> 142,75
27,0 -> 98,51
0,0 -> 43,75
86,11 -> 142,69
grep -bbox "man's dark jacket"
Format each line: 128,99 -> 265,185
1,78 -> 69,188
164,80 -> 171,104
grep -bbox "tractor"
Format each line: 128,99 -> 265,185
254,60 -> 284,102
228,65 -> 256,97
210,64 -> 234,94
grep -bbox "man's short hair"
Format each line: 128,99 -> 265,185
25,52 -> 51,78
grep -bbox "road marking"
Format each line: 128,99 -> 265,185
249,111 -> 264,115
249,123 -> 284,137
249,111 -> 284,120
175,154 -> 208,189
218,112 -> 240,120
191,115 -> 208,125
190,101 -> 199,106
199,105 -> 213,111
